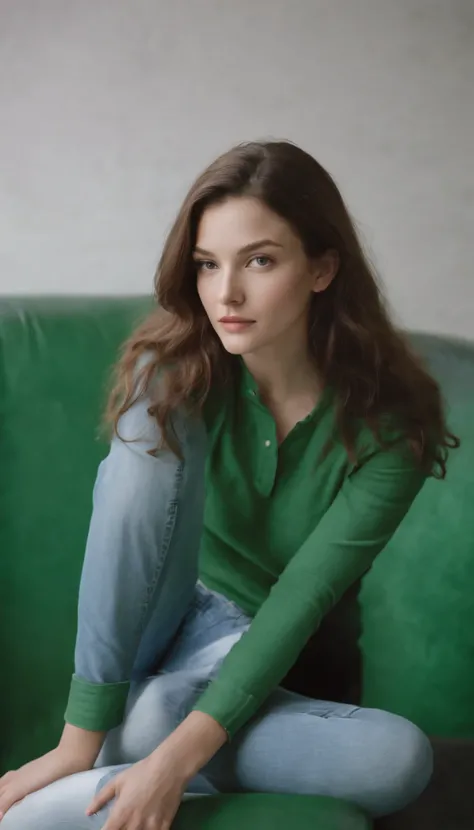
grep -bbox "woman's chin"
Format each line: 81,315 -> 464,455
222,343 -> 247,355
219,333 -> 258,355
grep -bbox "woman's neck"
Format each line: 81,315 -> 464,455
242,346 -> 322,409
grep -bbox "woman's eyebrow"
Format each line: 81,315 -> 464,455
193,239 -> 284,257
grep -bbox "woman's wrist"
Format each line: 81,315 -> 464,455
150,710 -> 228,781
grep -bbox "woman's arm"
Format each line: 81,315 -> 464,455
191,440 -> 426,739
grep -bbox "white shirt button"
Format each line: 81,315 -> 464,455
264,440 -> 271,447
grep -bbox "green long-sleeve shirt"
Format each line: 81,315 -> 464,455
65,360 -> 425,737
194,363 -> 425,736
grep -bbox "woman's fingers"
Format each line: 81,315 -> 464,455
0,793 -> 22,821
86,778 -> 117,817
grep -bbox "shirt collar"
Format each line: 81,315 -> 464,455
238,357 -> 260,399
237,357 -> 334,420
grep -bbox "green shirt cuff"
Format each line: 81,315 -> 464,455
64,674 -> 130,732
192,676 -> 257,740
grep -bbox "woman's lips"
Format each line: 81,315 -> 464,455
218,318 -> 255,332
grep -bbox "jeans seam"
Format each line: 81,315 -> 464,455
134,461 -> 185,639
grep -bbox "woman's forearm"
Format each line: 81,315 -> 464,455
58,723 -> 106,769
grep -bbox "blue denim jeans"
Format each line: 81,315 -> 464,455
2,382 -> 433,828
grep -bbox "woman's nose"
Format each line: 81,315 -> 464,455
219,271 -> 244,305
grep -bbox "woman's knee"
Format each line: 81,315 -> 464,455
97,671 -> 197,767
0,801 -> 26,830
0,770 -> 105,830
360,710 -> 433,817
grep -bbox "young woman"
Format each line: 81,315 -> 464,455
0,140 -> 458,830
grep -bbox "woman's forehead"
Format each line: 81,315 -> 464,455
196,197 -> 299,253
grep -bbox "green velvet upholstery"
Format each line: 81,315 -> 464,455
174,794 -> 370,829
1,296 -> 473,829
361,333 -> 474,737
0,298 -> 150,769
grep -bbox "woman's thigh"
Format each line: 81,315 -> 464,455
203,687 -> 433,819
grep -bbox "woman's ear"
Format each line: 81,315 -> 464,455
311,249 -> 339,294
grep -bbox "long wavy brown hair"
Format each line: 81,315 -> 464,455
107,140 -> 458,477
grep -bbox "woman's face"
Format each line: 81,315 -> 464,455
194,196 -> 335,359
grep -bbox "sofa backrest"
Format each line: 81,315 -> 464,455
360,330 -> 474,738
0,297 -> 149,770
0,297 -> 473,772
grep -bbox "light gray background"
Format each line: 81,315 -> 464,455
1,0 -> 472,337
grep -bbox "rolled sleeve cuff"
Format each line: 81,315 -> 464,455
64,674 -> 130,732
192,677 -> 257,740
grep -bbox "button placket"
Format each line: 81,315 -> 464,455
253,414 -> 278,496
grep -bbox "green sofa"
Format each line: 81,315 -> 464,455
1,297 -> 473,830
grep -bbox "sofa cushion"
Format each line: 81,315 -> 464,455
174,793 -> 371,830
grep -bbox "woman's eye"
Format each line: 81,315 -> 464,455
195,260 -> 217,271
250,255 -> 272,267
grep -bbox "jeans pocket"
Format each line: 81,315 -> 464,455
196,581 -> 251,622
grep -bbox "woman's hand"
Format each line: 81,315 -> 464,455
86,710 -> 228,830
86,749 -> 187,830
0,724 -> 104,821
0,745 -> 91,820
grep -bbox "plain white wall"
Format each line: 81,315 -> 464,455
0,0 -> 472,338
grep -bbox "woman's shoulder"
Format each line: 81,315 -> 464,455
350,411 -> 420,474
